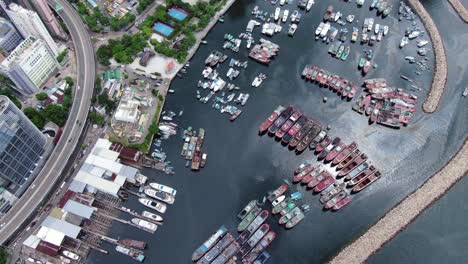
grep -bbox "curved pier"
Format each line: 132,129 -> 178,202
447,0 -> 468,23
329,141 -> 468,264
406,0 -> 448,113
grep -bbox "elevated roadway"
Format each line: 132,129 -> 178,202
0,0 -> 95,244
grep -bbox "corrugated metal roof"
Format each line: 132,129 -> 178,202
36,226 -> 65,246
75,171 -> 121,196
63,200 -> 95,219
36,240 -> 60,256
42,216 -> 81,238
68,180 -> 86,193
49,207 -> 65,219
23,235 -> 41,249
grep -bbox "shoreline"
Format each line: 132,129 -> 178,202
407,0 -> 448,113
329,140 -> 468,264
447,0 -> 468,23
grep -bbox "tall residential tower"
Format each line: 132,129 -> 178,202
0,17 -> 23,55
5,3 -> 59,56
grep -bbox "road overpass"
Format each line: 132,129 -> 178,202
0,0 -> 95,244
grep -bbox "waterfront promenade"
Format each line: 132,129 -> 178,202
407,0 -> 448,113
329,140 -> 468,264
447,0 -> 468,23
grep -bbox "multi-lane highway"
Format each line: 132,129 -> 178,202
0,0 -> 95,244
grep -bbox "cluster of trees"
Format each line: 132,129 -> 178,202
0,88 -> 21,109
0,248 -> 8,264
56,50 -> 68,63
73,1 -> 135,32
96,33 -> 148,65
89,112 -> 105,125
24,79 -> 74,129
136,0 -> 154,14
97,93 -> 116,112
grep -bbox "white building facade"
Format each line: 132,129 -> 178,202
0,36 -> 59,94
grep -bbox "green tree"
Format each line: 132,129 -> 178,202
65,76 -> 74,87
43,104 -> 68,127
35,92 -> 48,101
89,112 -> 105,125
24,107 -> 46,129
97,45 -> 112,66
0,88 -> 21,109
97,93 -> 116,111
62,96 -> 72,110
95,76 -> 102,94
0,248 -> 8,264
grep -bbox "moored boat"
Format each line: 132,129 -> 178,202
319,183 -> 346,204
296,124 -> 321,152
267,184 -> 288,202
275,110 -> 302,139
315,136 -> 332,154
307,170 -> 332,189
268,106 -> 294,135
323,191 -> 347,210
149,182 -> 177,196
332,196 -> 352,211
144,188 -> 175,204
142,211 -> 163,222
253,252 -> 270,264
293,164 -> 314,183
318,137 -> 341,160
246,210 -> 269,234
238,200 -> 258,220
238,206 -> 261,232
282,115 -> 307,144
115,245 -> 145,262
285,210 -> 305,229
301,166 -> 324,184
348,166 -> 377,187
337,153 -> 368,177
132,218 -> 158,233
212,241 -> 240,264
192,225 -> 228,261
337,148 -> 361,169
345,162 -> 371,181
197,233 -> 234,264
313,175 -> 336,193
279,207 -> 301,225
241,231 -> 276,264
138,198 -> 167,214
289,119 -> 314,149
309,130 -> 327,150
238,224 -> 270,258
325,142 -> 346,162
258,105 -> 286,134
352,171 -> 382,192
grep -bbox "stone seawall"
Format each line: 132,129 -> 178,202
406,0 -> 448,113
447,0 -> 468,23
329,141 -> 468,264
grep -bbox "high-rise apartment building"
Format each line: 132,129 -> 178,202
0,17 -> 23,54
30,0 -> 66,39
0,36 -> 59,94
5,3 -> 59,56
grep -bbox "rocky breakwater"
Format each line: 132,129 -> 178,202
447,0 -> 468,23
329,140 -> 468,264
406,0 -> 448,113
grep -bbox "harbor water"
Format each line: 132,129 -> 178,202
87,0 -> 467,263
